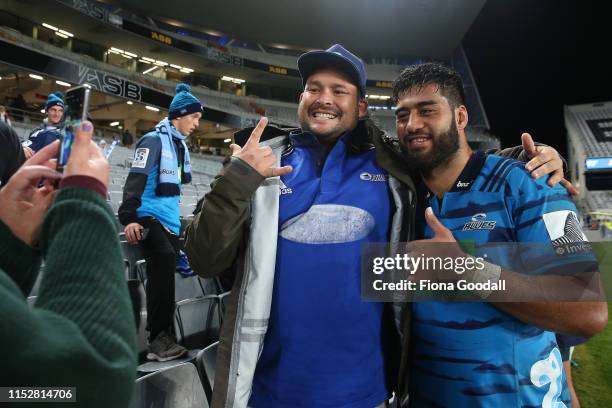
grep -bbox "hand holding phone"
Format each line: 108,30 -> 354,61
62,121 -> 110,189
124,222 -> 144,244
57,85 -> 91,173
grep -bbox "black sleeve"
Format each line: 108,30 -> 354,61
118,173 -> 147,226
184,156 -> 264,278
117,135 -> 160,226
0,122 -> 25,186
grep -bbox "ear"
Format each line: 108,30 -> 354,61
455,105 -> 468,130
298,92 -> 305,103
358,98 -> 368,120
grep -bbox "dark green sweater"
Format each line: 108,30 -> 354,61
0,187 -> 137,407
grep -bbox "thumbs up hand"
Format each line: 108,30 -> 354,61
406,208 -> 465,284
422,207 -> 455,243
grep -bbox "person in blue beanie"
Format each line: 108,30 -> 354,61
25,91 -> 65,153
119,83 -> 202,361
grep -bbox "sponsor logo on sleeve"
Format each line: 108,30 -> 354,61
542,210 -> 590,255
132,148 -> 149,168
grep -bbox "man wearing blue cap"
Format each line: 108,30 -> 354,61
119,83 -> 202,361
185,45 -> 566,407
25,91 -> 65,152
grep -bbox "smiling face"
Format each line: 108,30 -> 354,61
172,112 -> 202,136
297,68 -> 367,147
46,105 -> 64,125
395,82 -> 467,173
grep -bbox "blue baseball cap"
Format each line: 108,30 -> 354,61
297,44 -> 367,96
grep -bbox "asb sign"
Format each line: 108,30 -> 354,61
78,67 -> 142,100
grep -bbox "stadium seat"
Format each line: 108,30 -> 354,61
121,239 -> 146,279
127,278 -> 143,331
174,295 -> 220,349
135,260 -> 203,302
175,273 -> 205,302
199,277 -> 223,297
196,341 -> 219,403
180,203 -> 197,218
123,259 -> 131,280
135,259 -> 147,284
218,291 -> 231,316
129,362 -> 208,408
107,200 -> 121,215
179,217 -> 192,236
137,350 -> 199,375
108,191 -> 123,203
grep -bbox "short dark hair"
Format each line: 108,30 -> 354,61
392,62 -> 466,108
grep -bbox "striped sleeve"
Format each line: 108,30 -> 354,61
505,168 -> 598,276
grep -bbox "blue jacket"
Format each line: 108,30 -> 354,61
118,128 -> 186,234
27,123 -> 60,152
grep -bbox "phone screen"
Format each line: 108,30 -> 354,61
58,85 -> 90,171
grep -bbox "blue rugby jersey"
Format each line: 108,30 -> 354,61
27,124 -> 60,152
249,131 -> 393,408
129,134 -> 181,234
411,151 -> 596,408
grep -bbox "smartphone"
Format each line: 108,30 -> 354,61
140,228 -> 150,241
57,85 -> 91,172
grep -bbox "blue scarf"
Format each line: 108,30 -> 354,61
155,118 -> 191,196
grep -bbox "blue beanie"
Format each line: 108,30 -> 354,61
45,91 -> 64,111
168,83 -> 203,119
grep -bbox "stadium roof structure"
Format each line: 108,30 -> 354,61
110,0 -> 487,59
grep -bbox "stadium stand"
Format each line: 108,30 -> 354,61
87,143 -> 227,395
565,101 -> 612,228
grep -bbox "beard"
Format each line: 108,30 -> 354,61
400,120 -> 460,174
